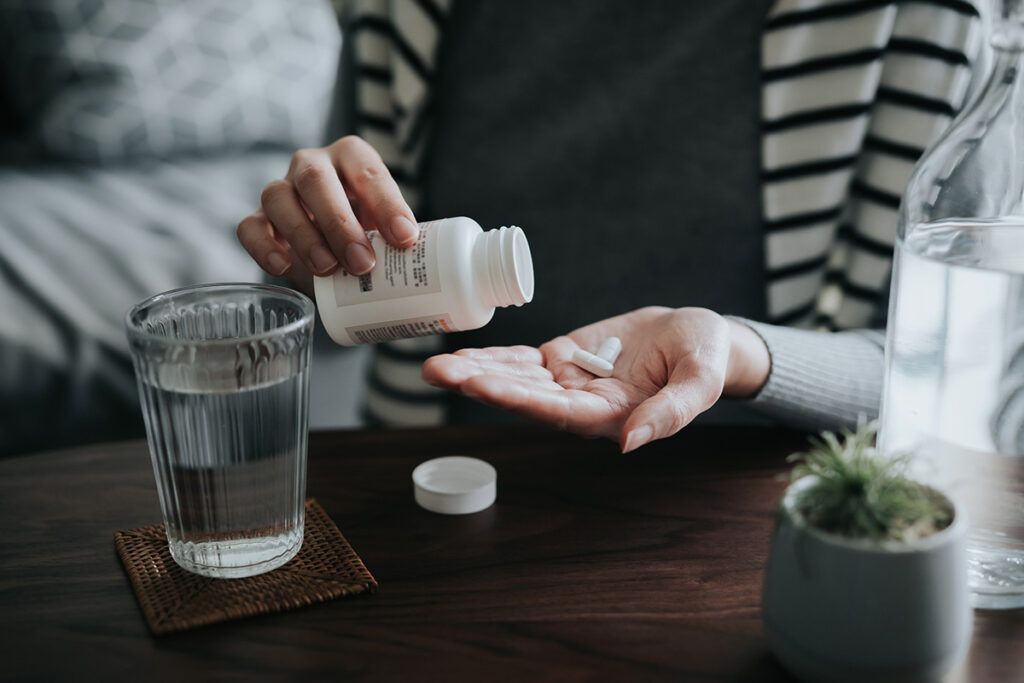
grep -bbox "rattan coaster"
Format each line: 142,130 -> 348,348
115,499 -> 377,635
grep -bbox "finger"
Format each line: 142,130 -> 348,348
351,199 -> 380,235
539,336 -> 593,390
461,375 -> 620,437
237,211 -> 292,276
620,366 -> 725,453
329,135 -> 418,247
261,180 -> 340,277
452,346 -> 545,364
422,354 -> 553,390
287,148 -> 377,275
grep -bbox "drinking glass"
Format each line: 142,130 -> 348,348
125,283 -> 314,578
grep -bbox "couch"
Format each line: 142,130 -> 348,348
0,0 -> 368,455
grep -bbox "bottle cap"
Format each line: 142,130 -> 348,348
412,456 -> 497,515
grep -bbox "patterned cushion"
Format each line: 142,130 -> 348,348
0,0 -> 341,161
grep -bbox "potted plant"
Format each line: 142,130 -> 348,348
762,422 -> 971,683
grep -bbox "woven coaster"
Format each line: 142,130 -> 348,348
115,499 -> 377,635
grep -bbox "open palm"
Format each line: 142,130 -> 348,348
422,307 -> 735,452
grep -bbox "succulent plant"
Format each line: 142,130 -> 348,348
788,419 -> 952,542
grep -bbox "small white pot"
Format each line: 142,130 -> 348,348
763,476 -> 971,683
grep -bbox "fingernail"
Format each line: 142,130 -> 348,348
623,425 -> 653,454
310,245 -> 339,275
344,242 -> 376,274
266,252 -> 290,276
391,216 -> 419,246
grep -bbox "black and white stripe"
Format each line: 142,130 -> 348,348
763,0 -> 979,328
349,0 -> 982,426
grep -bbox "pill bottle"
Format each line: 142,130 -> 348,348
313,217 -> 534,346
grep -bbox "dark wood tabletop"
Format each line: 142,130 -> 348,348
1,425 -> 1022,682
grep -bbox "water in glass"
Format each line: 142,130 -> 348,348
127,284 -> 313,578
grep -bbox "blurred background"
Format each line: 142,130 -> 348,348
0,0 -> 368,456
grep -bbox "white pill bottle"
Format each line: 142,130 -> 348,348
313,217 -> 534,346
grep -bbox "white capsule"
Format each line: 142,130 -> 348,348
572,349 -> 614,378
596,336 -> 622,363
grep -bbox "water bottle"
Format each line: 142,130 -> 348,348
880,0 -> 1024,609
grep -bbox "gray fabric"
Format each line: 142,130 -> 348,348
422,0 -> 773,423
308,329 -> 370,432
738,318 -> 886,432
0,152 -> 291,455
992,280 -> 1024,454
0,0 -> 340,161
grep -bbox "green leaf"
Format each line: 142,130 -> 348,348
788,419 -> 952,541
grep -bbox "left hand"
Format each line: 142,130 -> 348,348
422,307 -> 771,452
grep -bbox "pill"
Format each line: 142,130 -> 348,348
596,336 -> 622,363
572,349 -> 614,378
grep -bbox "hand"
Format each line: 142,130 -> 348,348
422,307 -> 771,452
236,136 -> 419,291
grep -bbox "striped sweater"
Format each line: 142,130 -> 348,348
339,0 -> 984,427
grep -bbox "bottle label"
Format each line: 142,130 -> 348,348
330,221 -> 442,306
345,314 -> 455,344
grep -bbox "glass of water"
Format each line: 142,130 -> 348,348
126,283 -> 314,578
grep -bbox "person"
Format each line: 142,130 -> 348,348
236,0 -> 984,450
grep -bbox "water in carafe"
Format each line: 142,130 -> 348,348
880,1 -> 1024,608
883,218 -> 1024,607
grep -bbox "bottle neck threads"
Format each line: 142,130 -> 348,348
473,226 -> 535,309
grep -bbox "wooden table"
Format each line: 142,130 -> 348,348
1,426 -> 1021,681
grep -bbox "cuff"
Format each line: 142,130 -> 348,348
726,317 -> 885,432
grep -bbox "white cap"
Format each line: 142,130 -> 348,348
412,456 -> 497,515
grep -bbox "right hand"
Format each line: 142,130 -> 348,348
237,136 -> 419,289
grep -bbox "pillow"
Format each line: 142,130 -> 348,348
0,0 -> 341,161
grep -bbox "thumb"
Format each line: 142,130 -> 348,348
619,369 -> 723,453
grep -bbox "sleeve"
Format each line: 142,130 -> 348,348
732,317 -> 885,432
824,2 -> 983,329
347,0 -> 452,428
363,335 -> 448,427
736,3 -> 983,432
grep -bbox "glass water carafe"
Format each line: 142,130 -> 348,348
880,1 -> 1024,609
